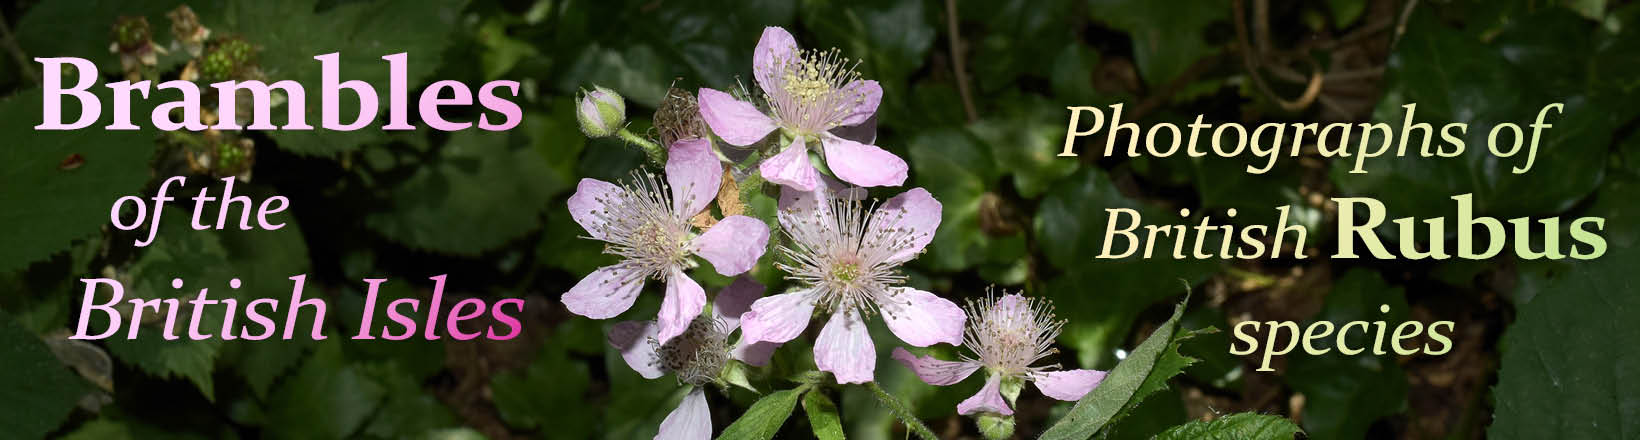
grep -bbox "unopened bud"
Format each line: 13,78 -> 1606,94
577,85 -> 626,138
976,413 -> 1015,440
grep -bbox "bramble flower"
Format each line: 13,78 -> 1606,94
564,138 -> 771,344
608,278 -> 782,440
892,291 -> 1107,416
697,26 -> 906,192
739,186 -> 963,383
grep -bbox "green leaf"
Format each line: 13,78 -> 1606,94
968,0 -> 1082,94
104,323 -> 224,400
0,311 -> 92,439
236,338 -> 311,400
364,129 -> 566,255
1039,294 -> 1197,440
799,0 -> 934,126
1035,169 -> 1219,366
800,0 -> 933,86
1152,413 -> 1303,440
216,0 -> 469,156
717,388 -> 803,440
1489,246 -> 1640,439
360,362 -> 460,439
1332,10 -> 1614,218
13,0 -> 214,74
107,198 -> 311,401
908,128 -> 1000,271
102,210 -> 232,401
1086,0 -> 1226,86
490,337 -> 594,437
1283,269 -> 1409,440
263,341 -> 386,440
1584,168 -> 1640,248
1097,389 -> 1185,440
968,97 -> 1080,199
59,418 -> 211,440
60,420 -> 134,440
803,390 -> 846,440
1328,0 -> 1367,27
0,88 -> 158,273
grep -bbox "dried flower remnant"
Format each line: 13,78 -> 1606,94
893,290 -> 1107,416
697,27 -> 905,191
167,5 -> 210,57
654,87 -> 707,147
608,278 -> 781,440
109,16 -> 167,80
739,186 -> 963,383
564,139 -> 770,344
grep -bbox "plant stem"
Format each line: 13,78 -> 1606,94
617,127 -> 665,166
866,382 -> 939,440
0,9 -> 39,85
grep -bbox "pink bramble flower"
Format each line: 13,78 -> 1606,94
564,138 -> 771,344
608,278 -> 782,440
892,291 -> 1107,416
697,26 -> 907,192
739,186 -> 963,384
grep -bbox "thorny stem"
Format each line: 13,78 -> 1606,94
866,382 -> 940,440
617,127 -> 666,166
0,9 -> 38,84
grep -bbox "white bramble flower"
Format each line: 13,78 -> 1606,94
698,26 -> 907,192
563,139 -> 770,344
740,185 -> 965,384
893,290 -> 1108,416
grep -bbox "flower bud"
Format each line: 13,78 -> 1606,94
577,85 -> 626,138
976,413 -> 1016,440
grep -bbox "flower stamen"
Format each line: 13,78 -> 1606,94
763,47 -> 866,134
590,170 -> 694,280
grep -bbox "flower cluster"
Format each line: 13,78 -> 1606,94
564,25 -> 1104,440
106,5 -> 258,180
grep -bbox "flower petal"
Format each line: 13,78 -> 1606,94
1032,369 -> 1108,401
891,348 -> 980,386
666,138 -> 722,218
608,321 -> 665,379
740,290 -> 817,344
732,337 -> 781,367
698,88 -> 777,146
759,137 -> 820,192
835,80 -> 882,126
870,188 -> 942,264
656,268 -> 708,344
713,277 -> 765,330
814,311 -> 876,384
776,176 -> 866,222
829,113 -> 877,146
753,26 -> 799,95
880,287 -> 965,347
821,134 -> 906,188
656,388 -> 712,440
776,182 -> 825,217
691,215 -> 770,276
957,374 -> 1014,416
561,264 -> 644,319
567,178 -> 622,240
